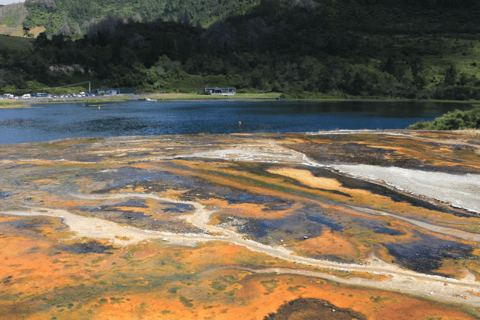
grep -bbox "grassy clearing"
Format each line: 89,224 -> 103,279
36,97 -> 132,105
146,92 -> 281,101
423,39 -> 480,85
84,98 -> 131,103
0,101 -> 29,108
0,34 -> 32,51
32,93 -> 479,106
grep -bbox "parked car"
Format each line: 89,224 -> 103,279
21,94 -> 31,99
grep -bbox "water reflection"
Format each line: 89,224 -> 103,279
0,100 -> 471,144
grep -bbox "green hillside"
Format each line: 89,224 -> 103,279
0,3 -> 27,27
0,3 -> 28,36
16,0 -> 480,38
2,0 -> 480,102
22,0 -> 262,37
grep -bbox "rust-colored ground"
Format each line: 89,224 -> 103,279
1,131 -> 480,319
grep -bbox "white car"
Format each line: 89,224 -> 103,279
21,94 -> 31,99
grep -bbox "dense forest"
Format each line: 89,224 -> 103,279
2,0 -> 480,100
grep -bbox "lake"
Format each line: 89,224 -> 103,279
0,100 -> 471,145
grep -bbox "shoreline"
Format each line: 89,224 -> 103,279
2,92 -> 479,108
1,128 -> 477,147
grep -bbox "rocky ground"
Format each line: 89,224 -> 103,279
1,130 -> 480,319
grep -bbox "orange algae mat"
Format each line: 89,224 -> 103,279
0,225 -> 475,320
0,131 -> 479,319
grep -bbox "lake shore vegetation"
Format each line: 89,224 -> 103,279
0,101 -> 28,108
409,105 -> 480,130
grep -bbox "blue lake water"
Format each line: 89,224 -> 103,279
0,100 -> 471,145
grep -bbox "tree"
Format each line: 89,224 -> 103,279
444,64 -> 457,86
60,14 -> 71,35
202,21 -> 237,56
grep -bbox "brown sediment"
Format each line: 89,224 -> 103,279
263,298 -> 367,320
287,230 -> 357,261
288,131 -> 480,173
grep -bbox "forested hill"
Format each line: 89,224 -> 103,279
20,0 -> 480,38
2,0 -> 480,101
22,0 -> 261,37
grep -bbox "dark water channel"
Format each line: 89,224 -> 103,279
0,99 -> 471,144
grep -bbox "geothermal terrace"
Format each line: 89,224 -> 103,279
1,130 -> 480,319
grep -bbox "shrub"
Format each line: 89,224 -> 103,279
409,105 -> 480,130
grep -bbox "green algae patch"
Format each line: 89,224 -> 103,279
261,279 -> 279,294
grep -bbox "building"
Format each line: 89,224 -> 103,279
204,87 -> 236,95
95,88 -> 118,95
95,88 -> 135,95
